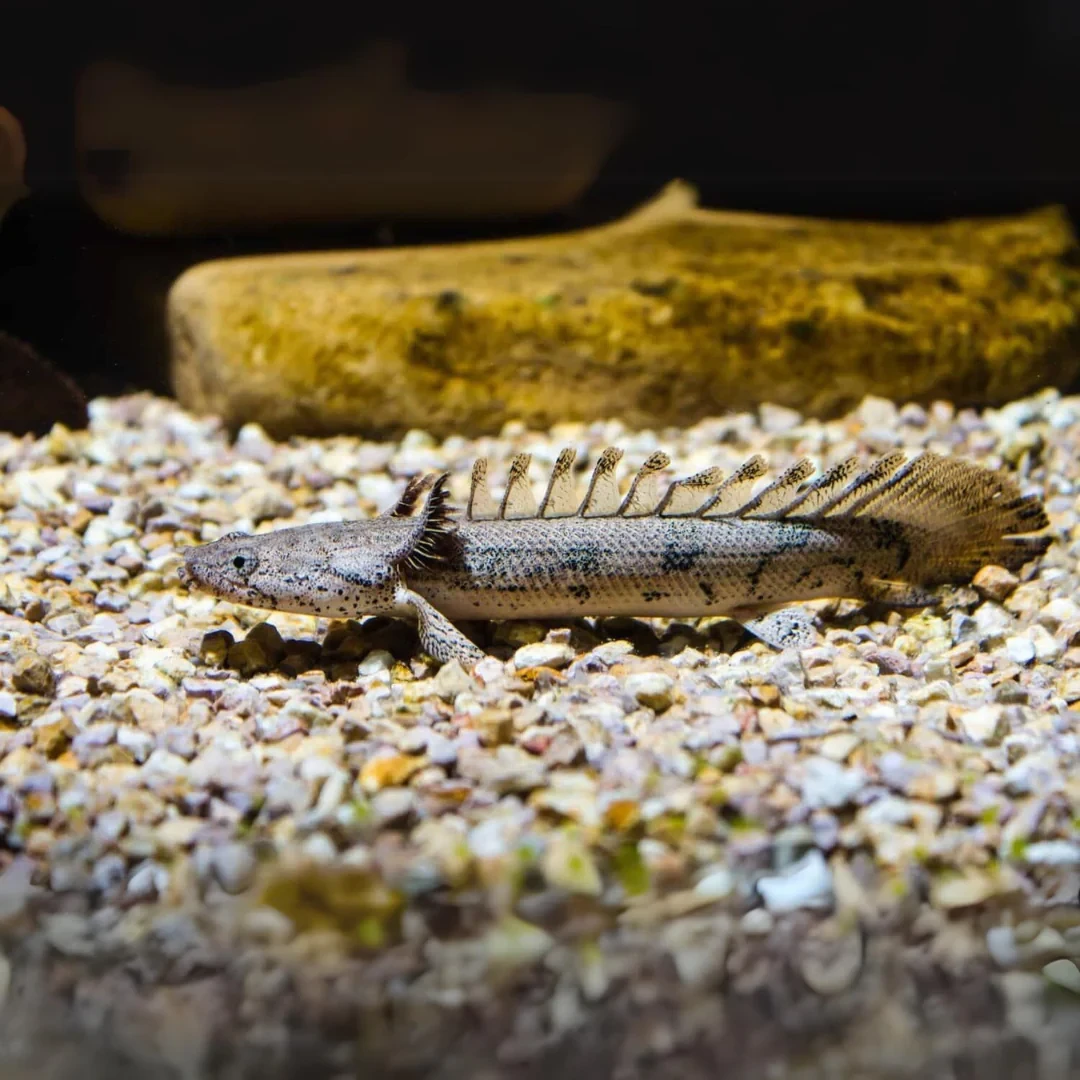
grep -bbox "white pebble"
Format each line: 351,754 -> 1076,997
211,843 -> 258,894
1005,635 -> 1036,665
796,757 -> 866,809
757,850 -> 834,914
957,704 -> 1007,744
116,726 -> 155,763
1022,841 -> 1080,866
300,832 -> 339,863
513,642 -> 575,670
693,867 -> 736,901
740,908 -> 775,935
1030,625 -> 1061,663
372,788 -> 415,825
623,672 -> 676,712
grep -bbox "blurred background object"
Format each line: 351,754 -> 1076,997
75,45 -> 628,236
0,0 -> 1078,403
0,106 -> 89,436
0,331 -> 88,436
0,107 -> 27,224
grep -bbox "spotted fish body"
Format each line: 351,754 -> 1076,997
180,446 -> 1051,664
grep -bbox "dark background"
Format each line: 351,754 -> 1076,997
1,0 -> 1079,397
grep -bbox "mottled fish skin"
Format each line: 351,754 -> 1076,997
412,516 -> 902,621
180,447 -> 1051,663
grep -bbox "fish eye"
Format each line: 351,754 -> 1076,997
230,550 -> 258,574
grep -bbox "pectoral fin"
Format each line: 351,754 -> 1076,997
734,605 -> 818,650
395,585 -> 486,666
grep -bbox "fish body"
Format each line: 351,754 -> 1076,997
414,516 -> 909,620
180,446 -> 1050,663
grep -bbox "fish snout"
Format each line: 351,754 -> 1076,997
176,546 -> 202,588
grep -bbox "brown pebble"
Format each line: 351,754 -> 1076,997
226,639 -> 272,677
67,507 -> 93,535
473,708 -> 514,746
360,754 -> 426,793
280,640 -> 323,676
245,621 -> 286,664
749,682 -> 781,707
12,652 -> 56,697
22,598 -> 47,623
199,629 -> 234,667
34,717 -> 77,758
972,564 -> 1020,603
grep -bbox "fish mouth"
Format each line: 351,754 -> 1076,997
176,547 -> 200,587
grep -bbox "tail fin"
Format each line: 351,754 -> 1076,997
809,451 -> 1051,583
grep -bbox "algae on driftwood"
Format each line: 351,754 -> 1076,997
168,182 -> 1080,439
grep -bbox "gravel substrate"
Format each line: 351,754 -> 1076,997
2,391 -> 1080,1078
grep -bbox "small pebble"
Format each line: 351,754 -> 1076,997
1005,635 -> 1036,666
622,672 -> 676,712
513,642 -> 575,670
12,652 -> 55,697
199,629 -> 234,667
757,850 -> 834,913
212,842 -> 259,894
957,704 -> 1007,744
1043,959 -> 1080,994
972,565 -> 1020,603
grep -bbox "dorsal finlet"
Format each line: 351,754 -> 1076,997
777,455 -> 863,518
579,447 -> 624,517
499,453 -> 537,520
700,455 -> 768,517
739,458 -> 817,518
539,447 -> 579,518
467,458 -> 498,521
383,473 -> 435,518
619,451 -> 671,516
657,466 -> 725,516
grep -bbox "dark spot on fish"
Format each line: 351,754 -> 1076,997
568,583 -> 592,601
872,520 -> 911,570
661,542 -> 703,573
698,580 -> 716,603
560,544 -> 602,576
747,554 -> 772,593
642,590 -> 670,602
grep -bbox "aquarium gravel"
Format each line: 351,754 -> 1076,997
1,391 -> 1080,1078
